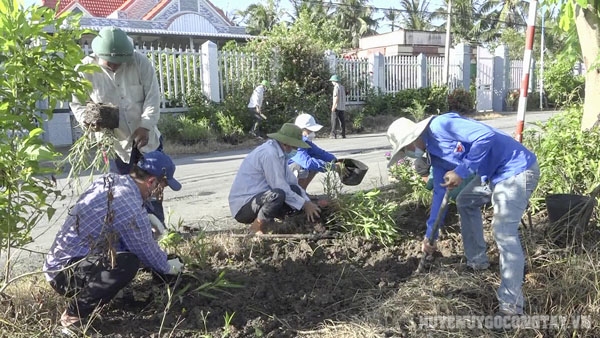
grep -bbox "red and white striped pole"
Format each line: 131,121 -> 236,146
514,0 -> 538,143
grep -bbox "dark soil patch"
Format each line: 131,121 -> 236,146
82,202 -> 481,337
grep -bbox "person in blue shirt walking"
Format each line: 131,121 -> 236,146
387,112 -> 540,317
288,114 -> 339,190
44,151 -> 184,331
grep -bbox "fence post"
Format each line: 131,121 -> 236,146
369,52 -> 385,93
528,58 -> 536,93
453,43 -> 471,90
325,50 -> 337,75
417,53 -> 427,88
201,40 -> 220,102
493,45 -> 509,112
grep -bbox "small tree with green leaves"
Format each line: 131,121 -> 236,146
0,0 -> 95,284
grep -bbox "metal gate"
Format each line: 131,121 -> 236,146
476,48 -> 494,112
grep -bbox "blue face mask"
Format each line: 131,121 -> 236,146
405,147 -> 425,159
285,149 -> 298,160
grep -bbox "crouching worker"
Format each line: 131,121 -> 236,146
289,113 -> 340,190
43,151 -> 184,331
229,123 -> 321,234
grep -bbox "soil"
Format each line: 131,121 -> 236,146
79,202 -> 479,338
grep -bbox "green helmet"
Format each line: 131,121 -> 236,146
261,80 -> 270,87
329,75 -> 340,82
91,27 -> 134,64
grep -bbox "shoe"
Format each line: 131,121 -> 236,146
342,135 -> 346,139
460,262 -> 490,273
329,135 -> 336,139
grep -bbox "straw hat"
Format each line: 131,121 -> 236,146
386,116 -> 434,167
267,123 -> 310,148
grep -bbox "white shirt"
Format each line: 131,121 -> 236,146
229,139 -> 310,217
70,51 -> 162,163
333,82 -> 346,111
247,84 -> 265,109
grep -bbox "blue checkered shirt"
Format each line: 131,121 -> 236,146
44,173 -> 170,280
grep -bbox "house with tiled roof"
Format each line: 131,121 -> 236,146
41,0 -> 254,48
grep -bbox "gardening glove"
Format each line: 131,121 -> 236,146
421,238 -> 437,255
132,127 -> 150,149
167,257 -> 184,275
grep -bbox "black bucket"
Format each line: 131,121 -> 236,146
545,193 -> 590,223
339,158 -> 369,186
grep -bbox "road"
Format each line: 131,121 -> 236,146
1,111 -> 557,276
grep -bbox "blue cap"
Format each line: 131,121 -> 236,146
137,151 -> 182,191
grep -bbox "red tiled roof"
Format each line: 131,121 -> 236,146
56,0 -> 126,17
142,0 -> 171,20
115,0 -> 135,12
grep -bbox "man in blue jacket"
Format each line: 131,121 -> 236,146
289,113 -> 339,190
387,113 -> 540,317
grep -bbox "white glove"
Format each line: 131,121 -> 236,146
148,214 -> 166,236
167,258 -> 184,275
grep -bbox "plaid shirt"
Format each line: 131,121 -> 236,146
44,173 -> 170,280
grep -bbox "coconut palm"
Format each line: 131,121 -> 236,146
397,0 -> 435,31
383,8 -> 401,31
287,0 -> 330,23
234,0 -> 285,35
330,0 -> 379,48
432,0 -> 498,44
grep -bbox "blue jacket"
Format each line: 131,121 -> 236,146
425,113 -> 537,239
288,136 -> 337,172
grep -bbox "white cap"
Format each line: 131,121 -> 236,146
294,113 -> 323,132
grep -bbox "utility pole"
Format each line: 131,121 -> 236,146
442,0 -> 452,89
540,9 -> 545,110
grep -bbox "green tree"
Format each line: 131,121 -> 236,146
331,0 -> 379,48
397,0 -> 435,30
234,0 -> 284,35
0,0 -> 95,283
288,0 -> 330,23
433,0 -> 498,43
543,0 -> 600,130
383,8 -> 401,31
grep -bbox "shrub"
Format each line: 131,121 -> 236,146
543,59 -> 584,107
215,111 -> 244,144
523,105 -> 600,217
447,87 -> 475,114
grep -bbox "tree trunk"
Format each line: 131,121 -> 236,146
575,3 -> 600,130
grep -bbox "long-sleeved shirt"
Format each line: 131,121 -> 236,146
43,173 -> 170,281
247,85 -> 265,109
332,83 -> 346,111
424,112 -> 537,239
229,139 -> 310,217
288,136 -> 337,172
70,51 -> 162,163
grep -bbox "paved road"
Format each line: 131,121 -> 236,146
1,111 -> 557,276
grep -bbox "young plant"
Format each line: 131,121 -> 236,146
0,0 -> 95,284
328,189 -> 399,244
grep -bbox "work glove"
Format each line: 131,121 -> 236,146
167,257 -> 184,275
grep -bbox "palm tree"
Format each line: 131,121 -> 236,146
432,0 -> 498,44
383,8 -> 401,31
397,0 -> 435,31
234,0 -> 284,35
287,0 -> 330,24
330,0 -> 379,48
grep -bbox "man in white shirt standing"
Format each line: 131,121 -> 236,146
70,27 -> 166,221
229,123 -> 321,234
329,75 -> 347,139
247,80 -> 269,137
